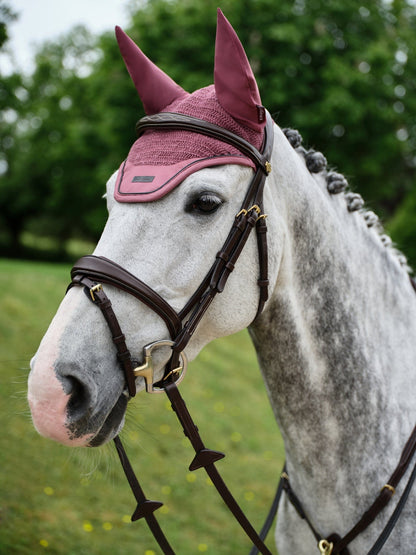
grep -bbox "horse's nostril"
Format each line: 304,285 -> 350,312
63,376 -> 91,419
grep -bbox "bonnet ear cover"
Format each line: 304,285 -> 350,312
115,25 -> 189,114
114,10 -> 266,203
214,9 -> 265,132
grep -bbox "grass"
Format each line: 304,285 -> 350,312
0,259 -> 284,554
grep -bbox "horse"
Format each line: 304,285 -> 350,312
28,9 -> 416,554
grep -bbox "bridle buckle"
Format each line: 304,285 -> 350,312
89,283 -> 103,301
133,339 -> 188,393
318,539 -> 334,555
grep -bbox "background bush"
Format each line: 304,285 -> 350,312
0,0 -> 415,267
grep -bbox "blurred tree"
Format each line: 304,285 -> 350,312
0,0 -> 415,267
0,27 -> 108,256
388,188 -> 416,268
0,2 -> 25,252
0,0 -> 16,48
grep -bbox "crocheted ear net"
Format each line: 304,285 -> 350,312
114,85 -> 264,202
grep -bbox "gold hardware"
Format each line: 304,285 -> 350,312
236,205 -> 263,219
318,539 -> 334,555
236,208 -> 247,219
162,366 -> 182,381
89,283 -> 103,301
133,340 -> 188,394
382,483 -> 396,495
247,204 -> 261,214
280,471 -> 289,481
265,161 -> 272,174
133,355 -> 154,392
236,205 -> 266,221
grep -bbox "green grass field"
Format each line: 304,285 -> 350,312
0,259 -> 284,554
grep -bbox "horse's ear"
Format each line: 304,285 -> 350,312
115,26 -> 188,115
214,10 -> 265,132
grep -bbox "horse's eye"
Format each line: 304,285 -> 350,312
189,193 -> 223,214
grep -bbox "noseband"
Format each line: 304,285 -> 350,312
69,112 -> 277,554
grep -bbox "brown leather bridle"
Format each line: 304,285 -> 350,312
69,111 -> 278,554
70,111 -> 274,399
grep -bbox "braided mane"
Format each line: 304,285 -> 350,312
282,128 -> 411,273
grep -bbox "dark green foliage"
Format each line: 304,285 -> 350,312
0,0 -> 415,268
388,186 -> 416,267
0,0 -> 16,49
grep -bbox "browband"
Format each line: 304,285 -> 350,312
136,112 -> 273,175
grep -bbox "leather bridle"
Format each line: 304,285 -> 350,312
69,111 -> 277,554
68,111 -> 416,555
71,111 -> 274,398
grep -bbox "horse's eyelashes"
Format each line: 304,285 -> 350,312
187,192 -> 223,215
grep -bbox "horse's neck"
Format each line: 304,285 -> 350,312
250,144 -> 416,511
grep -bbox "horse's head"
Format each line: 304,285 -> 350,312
28,10 -> 283,447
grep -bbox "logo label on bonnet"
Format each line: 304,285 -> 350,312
132,175 -> 155,183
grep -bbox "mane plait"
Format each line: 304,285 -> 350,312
282,128 -> 411,273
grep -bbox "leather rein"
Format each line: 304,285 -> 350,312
68,111 -> 416,554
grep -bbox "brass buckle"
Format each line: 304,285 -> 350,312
133,340 -> 188,394
235,204 -> 263,219
318,539 -> 334,555
382,483 -> 396,495
248,204 -> 261,214
89,283 -> 103,301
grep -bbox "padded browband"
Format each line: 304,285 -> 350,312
136,112 -> 272,174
